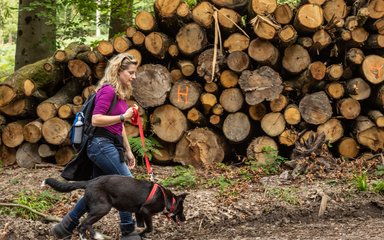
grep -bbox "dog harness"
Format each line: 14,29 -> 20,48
145,183 -> 176,221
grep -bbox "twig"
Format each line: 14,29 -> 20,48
0,202 -> 61,222
317,190 -> 330,217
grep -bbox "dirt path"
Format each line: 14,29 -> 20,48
0,165 -> 383,240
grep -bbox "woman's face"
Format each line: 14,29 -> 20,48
119,64 -> 137,88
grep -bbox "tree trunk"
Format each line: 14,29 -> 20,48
357,127 -> 384,151
368,110 -> 384,127
219,88 -> 244,113
0,98 -> 37,118
248,38 -> 279,67
109,0 -> 133,38
192,1 -> 214,29
15,0 -> 56,70
361,55 -> 384,84
0,145 -> 17,166
337,97 -> 361,119
317,118 -> 344,143
346,78 -> 371,100
325,82 -> 345,100
133,64 -> 172,108
200,93 -> 217,114
197,48 -> 225,83
174,128 -> 227,168
284,104 -> 301,125
322,0 -> 347,22
338,137 -> 359,158
270,94 -> 288,112
294,4 -> 323,32
248,103 -> 267,121
150,104 -> 188,143
278,25 -> 298,46
2,120 -> 29,148
274,4 -> 293,24
135,11 -> 157,33
220,70 -> 239,88
227,51 -> 250,73
38,144 -> 57,158
224,33 -> 250,53
176,23 -> 208,56
145,32 -> 171,59
282,44 -> 311,74
55,146 -> 76,166
279,129 -> 298,146
68,59 -> 92,80
113,36 -> 133,53
53,42 -> 91,63
187,107 -> 207,126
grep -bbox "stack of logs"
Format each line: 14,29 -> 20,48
1,0 -> 384,169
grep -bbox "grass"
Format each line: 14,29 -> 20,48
355,171 -> 368,192
0,43 -> 15,81
159,165 -> 197,189
265,187 -> 300,205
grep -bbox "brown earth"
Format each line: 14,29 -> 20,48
0,161 -> 384,240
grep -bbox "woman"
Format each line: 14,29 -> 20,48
52,53 -> 139,239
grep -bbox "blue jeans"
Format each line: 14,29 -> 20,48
68,136 -> 134,227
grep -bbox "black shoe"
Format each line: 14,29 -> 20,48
51,214 -> 77,239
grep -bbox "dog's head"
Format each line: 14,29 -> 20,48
170,193 -> 188,224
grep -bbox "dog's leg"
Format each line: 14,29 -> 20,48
80,204 -> 111,240
135,212 -> 145,228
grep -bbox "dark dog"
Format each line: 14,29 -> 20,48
44,175 -> 187,239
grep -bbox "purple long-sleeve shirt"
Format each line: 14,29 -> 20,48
92,85 -> 128,135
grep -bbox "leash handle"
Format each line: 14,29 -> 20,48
132,108 -> 154,181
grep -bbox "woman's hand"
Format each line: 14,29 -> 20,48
123,104 -> 138,121
125,150 -> 136,169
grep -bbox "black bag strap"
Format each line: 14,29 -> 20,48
106,93 -> 118,115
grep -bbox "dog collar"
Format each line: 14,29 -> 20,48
145,183 -> 177,221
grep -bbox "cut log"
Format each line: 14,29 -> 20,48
2,120 -> 28,148
150,104 -> 188,143
338,137 -> 359,158
247,136 -> 278,165
248,38 -> 279,67
325,82 -> 345,100
261,112 -> 286,137
373,18 -> 384,34
176,23 -> 208,56
294,4 -> 323,32
113,36 -> 132,53
38,144 -> 57,158
58,103 -> 75,119
126,26 -> 137,38
0,98 -> 37,117
346,48 -> 365,65
170,69 -> 183,82
218,7 -> 242,33
174,128 -> 227,168
337,97 -> 361,119
55,146 -> 76,166
350,27 -> 369,44
187,107 -> 207,126
270,94 -> 288,112
135,11 -> 157,33
96,40 -> 114,57
0,145 -> 17,166
326,64 -> 344,81
169,79 -> 202,110
223,33 -> 250,53
368,110 -> 384,127
132,31 -> 146,46
274,4 -> 293,25
145,32 -> 171,59
357,127 -> 384,151
282,44 -> 311,74
252,17 -> 278,40
93,61 -> 107,79
367,0 -> 384,19
366,34 -> 384,49
211,0 -> 248,10
155,0 -> 181,18
212,103 -> 224,115
361,55 -> 384,84
133,64 -> 172,108
219,88 -> 244,113
239,66 -> 283,105
317,118 -> 344,143
279,129 -> 298,147
200,93 -> 217,114
322,0 -> 347,22
68,59 -> 92,80
177,60 -> 195,77
16,142 -> 42,168
278,25 -> 298,46
152,140 -> 175,165
376,85 -> 384,108
168,44 -> 179,58
226,51 -> 250,73
249,0 -> 277,16
299,91 -> 333,125
192,1 -> 214,28
23,120 -> 42,143
222,112 -> 251,142
197,48 -> 225,82
176,2 -> 192,21
209,114 -> 222,128
41,117 -> 71,145
220,70 -> 238,88
76,50 -> 102,64
0,57 -> 63,106
346,78 -> 371,100
249,103 -> 267,121
297,36 -> 313,49
53,42 -> 90,63
312,29 -> 332,51
36,79 -> 82,121
126,49 -> 142,67
284,104 -> 301,125
204,82 -> 219,94
354,116 -> 376,135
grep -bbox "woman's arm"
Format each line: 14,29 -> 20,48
91,107 -> 135,127
122,125 -> 136,169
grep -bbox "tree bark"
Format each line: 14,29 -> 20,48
2,120 -> 28,148
23,120 -> 42,143
16,142 -> 42,168
299,91 -> 333,125
317,118 -> 344,143
41,117 -> 71,145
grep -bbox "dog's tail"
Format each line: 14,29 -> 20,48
43,178 -> 88,193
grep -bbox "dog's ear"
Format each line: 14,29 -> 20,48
178,193 -> 188,201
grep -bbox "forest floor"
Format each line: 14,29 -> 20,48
1,155 -> 384,240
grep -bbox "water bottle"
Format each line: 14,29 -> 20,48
72,116 -> 84,144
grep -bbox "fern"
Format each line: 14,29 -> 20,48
128,135 -> 162,164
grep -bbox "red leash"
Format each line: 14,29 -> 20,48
131,108 -> 154,181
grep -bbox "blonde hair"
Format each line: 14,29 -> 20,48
96,53 -> 137,99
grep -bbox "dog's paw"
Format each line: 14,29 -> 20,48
40,180 -> 46,187
79,233 -> 88,240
